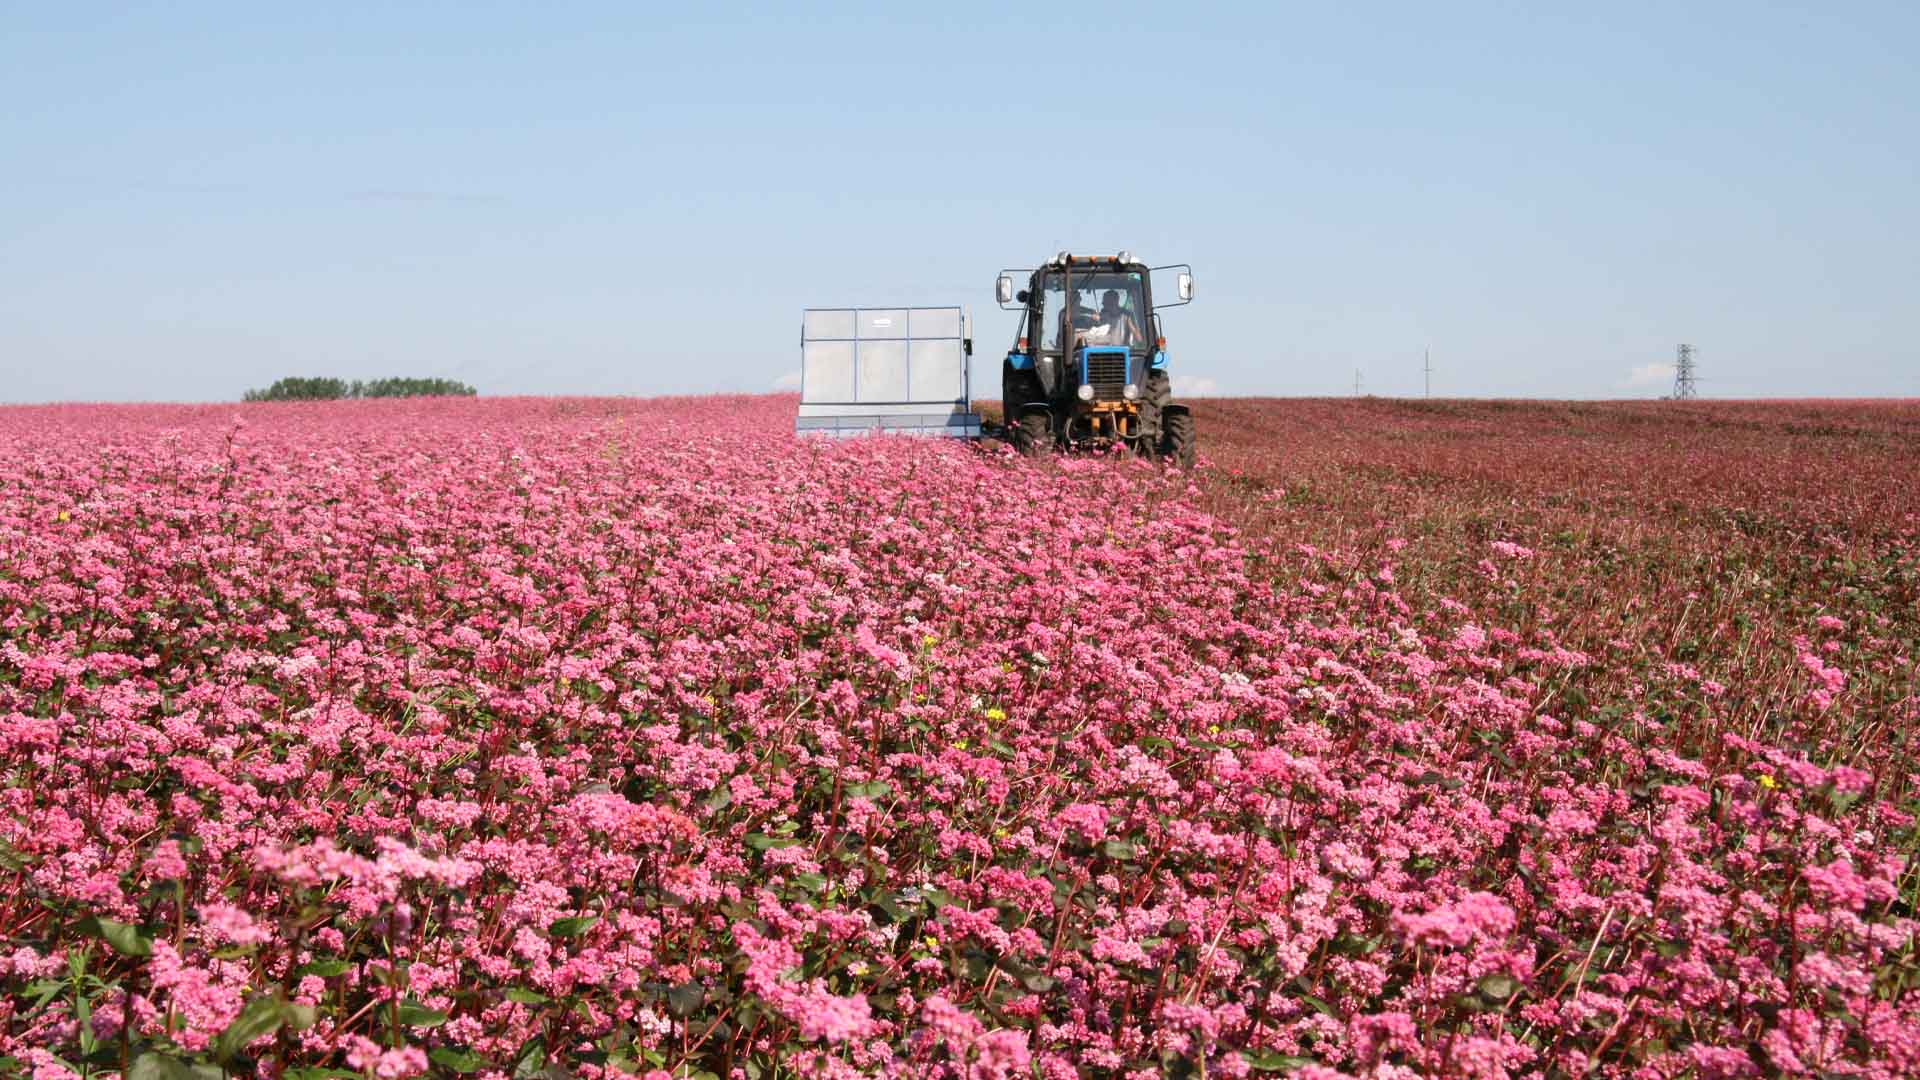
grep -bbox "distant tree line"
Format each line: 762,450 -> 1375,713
242,376 -> 478,402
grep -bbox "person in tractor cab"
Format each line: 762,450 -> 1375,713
1096,289 -> 1144,346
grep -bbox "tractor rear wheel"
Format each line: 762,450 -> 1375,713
1016,410 -> 1052,459
1161,411 -> 1196,468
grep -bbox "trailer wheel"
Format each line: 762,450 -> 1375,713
1161,410 -> 1196,468
1015,410 -> 1052,459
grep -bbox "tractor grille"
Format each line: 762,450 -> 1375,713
1085,354 -> 1128,401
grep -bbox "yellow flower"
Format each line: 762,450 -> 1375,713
56,511 -> 70,523
984,707 -> 1007,722
922,634 -> 939,648
954,739 -> 968,750
1758,773 -> 1777,790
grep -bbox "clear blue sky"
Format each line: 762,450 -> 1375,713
2,2 -> 1915,402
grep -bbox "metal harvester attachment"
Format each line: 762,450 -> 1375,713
795,306 -> 982,438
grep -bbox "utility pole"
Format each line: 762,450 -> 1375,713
1423,347 -> 1433,398
1673,344 -> 1698,400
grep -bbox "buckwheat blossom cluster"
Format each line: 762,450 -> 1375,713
2,395 -> 1915,1078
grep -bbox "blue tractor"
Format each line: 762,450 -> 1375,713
996,252 -> 1196,465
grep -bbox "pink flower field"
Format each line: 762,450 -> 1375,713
2,395 -> 1916,1079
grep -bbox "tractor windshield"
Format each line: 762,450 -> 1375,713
1040,271 -> 1149,352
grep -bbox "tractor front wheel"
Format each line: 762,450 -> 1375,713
1139,370 -> 1172,439
1161,410 -> 1196,468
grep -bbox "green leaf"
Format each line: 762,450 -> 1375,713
1329,932 -> 1379,956
430,1047 -> 490,1074
792,872 -> 828,893
76,915 -> 154,957
869,889 -> 907,923
301,958 -> 352,978
993,954 -> 1055,992
666,981 -> 705,1018
213,994 -> 288,1062
705,785 -> 732,811
281,1001 -> 319,1030
1453,990 -> 1497,1014
398,1001 -> 449,1027
513,1034 -> 549,1078
505,987 -> 550,1005
24,979 -> 63,1014
75,991 -> 96,1056
549,914 -> 598,937
1295,992 -> 1338,1019
1476,974 -> 1521,1002
846,781 -> 891,800
744,833 -> 799,851
1101,840 -> 1137,860
128,1053 -> 225,1080
283,1070 -> 360,1080
1245,1050 -> 1319,1072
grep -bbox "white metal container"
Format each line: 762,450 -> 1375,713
796,306 -> 981,438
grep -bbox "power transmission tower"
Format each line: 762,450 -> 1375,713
1423,347 -> 1433,398
1673,344 -> 1698,400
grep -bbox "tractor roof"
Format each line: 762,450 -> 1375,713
1042,251 -> 1144,270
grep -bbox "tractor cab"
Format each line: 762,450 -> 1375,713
995,252 -> 1196,464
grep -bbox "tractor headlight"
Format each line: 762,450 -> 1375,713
1076,384 -> 1094,402
1122,383 -> 1140,401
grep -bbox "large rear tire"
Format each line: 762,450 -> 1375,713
1016,409 -> 1052,459
1161,410 -> 1196,469
1003,365 -> 1042,430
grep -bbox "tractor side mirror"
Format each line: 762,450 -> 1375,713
1177,271 -> 1194,302
1016,289 -> 1029,304
996,275 -> 1014,304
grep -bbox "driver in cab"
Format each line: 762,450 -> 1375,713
1059,290 -> 1143,350
1095,289 -> 1144,346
